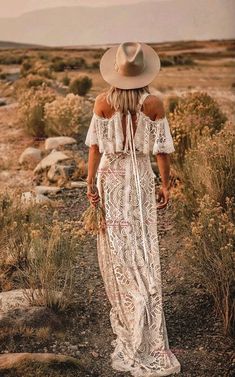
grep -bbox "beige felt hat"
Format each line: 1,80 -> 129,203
99,41 -> 161,90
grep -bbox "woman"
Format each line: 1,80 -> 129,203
85,42 -> 181,376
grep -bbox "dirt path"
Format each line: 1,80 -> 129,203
23,186 -> 232,377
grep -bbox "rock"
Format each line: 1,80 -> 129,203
21,191 -> 35,204
21,191 -> 52,204
70,181 -> 87,188
34,186 -> 61,195
0,289 -> 63,330
0,98 -> 7,107
0,353 -> 81,370
0,289 -> 29,312
45,136 -> 77,150
69,345 -> 78,351
19,147 -> 42,168
35,193 -> 52,203
47,161 -> 76,183
34,150 -> 70,174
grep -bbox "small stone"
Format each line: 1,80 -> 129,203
69,345 -> 78,351
70,181 -> 87,188
45,137 -> 77,151
34,186 -> 61,195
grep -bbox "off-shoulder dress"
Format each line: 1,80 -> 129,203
85,92 -> 181,377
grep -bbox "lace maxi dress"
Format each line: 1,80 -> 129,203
85,92 -> 181,377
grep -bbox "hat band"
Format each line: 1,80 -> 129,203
114,60 -> 146,77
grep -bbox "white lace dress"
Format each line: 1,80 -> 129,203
85,92 -> 181,376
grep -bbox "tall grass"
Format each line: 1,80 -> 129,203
168,91 -> 234,336
0,191 -> 80,310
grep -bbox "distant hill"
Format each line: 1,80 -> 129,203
0,0 -> 234,47
0,41 -> 46,49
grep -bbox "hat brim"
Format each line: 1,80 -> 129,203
99,42 -> 161,90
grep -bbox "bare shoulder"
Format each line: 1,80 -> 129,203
93,91 -> 109,117
144,94 -> 165,120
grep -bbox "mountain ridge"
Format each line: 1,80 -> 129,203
0,0 -> 234,47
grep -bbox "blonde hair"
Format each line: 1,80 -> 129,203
105,85 -> 150,115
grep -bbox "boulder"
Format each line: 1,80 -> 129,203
45,136 -> 77,150
19,147 -> 42,168
33,150 -> 70,174
47,161 -> 76,183
34,186 -> 61,195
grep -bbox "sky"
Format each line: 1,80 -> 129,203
1,0 -> 171,18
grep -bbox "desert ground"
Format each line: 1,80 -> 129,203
0,39 -> 234,377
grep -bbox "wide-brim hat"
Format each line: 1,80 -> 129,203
99,41 -> 161,90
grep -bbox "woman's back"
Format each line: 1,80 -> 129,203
85,91 -> 173,156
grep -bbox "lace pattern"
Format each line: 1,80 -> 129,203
85,93 -> 181,376
85,111 -> 175,155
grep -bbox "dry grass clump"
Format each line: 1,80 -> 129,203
172,123 -> 235,222
171,122 -> 235,335
0,191 -> 80,310
184,195 -> 235,336
44,93 -> 90,137
169,91 -> 227,167
17,84 -> 56,137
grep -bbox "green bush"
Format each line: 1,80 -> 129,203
69,76 -> 92,96
20,60 -> 33,76
66,57 -> 86,70
160,54 -> 195,67
61,74 -> 70,86
0,53 -> 24,65
50,60 -> 66,72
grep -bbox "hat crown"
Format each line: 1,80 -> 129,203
114,42 -> 145,77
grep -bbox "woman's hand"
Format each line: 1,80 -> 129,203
156,185 -> 170,209
87,183 -> 100,207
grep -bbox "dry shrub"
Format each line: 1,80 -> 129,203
44,93 -> 92,136
21,60 -> 53,79
184,195 -> 235,336
169,91 -> 227,167
14,75 -> 52,97
0,191 -> 80,310
171,122 -> 235,335
18,84 -> 56,137
172,123 -> 235,222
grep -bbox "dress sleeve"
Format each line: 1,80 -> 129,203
84,113 -> 99,148
151,117 -> 175,155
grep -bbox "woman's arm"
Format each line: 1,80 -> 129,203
151,95 -> 172,209
86,145 -> 102,207
86,95 -> 103,206
155,153 -> 171,209
86,145 -> 102,185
